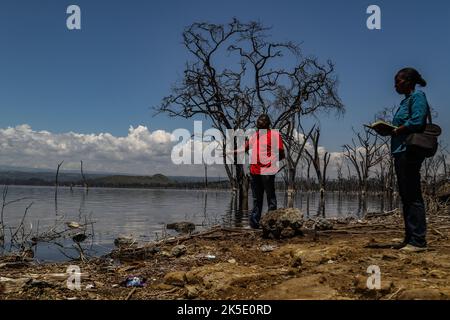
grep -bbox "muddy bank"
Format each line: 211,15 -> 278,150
1,208 -> 450,300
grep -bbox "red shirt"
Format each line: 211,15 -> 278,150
245,129 -> 284,175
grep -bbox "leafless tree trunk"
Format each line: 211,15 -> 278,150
81,160 -> 89,194
282,121 -> 314,207
343,128 -> 386,196
204,164 -> 208,190
305,128 -> 330,202
55,161 -> 64,214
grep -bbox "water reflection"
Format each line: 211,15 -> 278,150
2,186 -> 399,260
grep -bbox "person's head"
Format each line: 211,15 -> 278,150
256,114 -> 271,130
395,67 -> 427,95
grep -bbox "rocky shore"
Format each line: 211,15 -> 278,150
1,205 -> 450,300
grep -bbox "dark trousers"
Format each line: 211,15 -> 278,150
250,174 -> 277,227
394,151 -> 427,247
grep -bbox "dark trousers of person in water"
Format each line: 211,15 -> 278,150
394,151 -> 427,248
250,174 -> 277,228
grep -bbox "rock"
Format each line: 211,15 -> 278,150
171,245 -> 187,258
290,250 -> 303,268
160,250 -> 172,257
260,275 -> 340,300
260,208 -> 304,239
314,218 -> 333,231
72,233 -> 87,243
154,283 -> 175,290
66,221 -> 81,229
397,288 -> 448,300
260,245 -> 276,253
114,235 -> 136,248
0,277 -> 31,294
166,222 -> 196,234
184,263 -> 285,296
227,259 -> 236,264
164,271 -> 187,287
354,275 -> 394,295
185,285 -> 200,299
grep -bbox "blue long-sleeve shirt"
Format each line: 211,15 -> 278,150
391,90 -> 429,155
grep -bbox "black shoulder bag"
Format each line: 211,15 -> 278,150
405,99 -> 441,158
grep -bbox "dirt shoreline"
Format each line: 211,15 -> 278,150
1,209 -> 450,300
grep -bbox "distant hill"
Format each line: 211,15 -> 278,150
0,169 -> 229,189
0,170 -> 108,184
88,174 -> 172,187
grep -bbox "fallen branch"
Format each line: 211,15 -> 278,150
125,287 -> 137,300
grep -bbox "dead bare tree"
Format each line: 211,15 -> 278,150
55,161 -> 64,212
304,128 -> 331,197
1,185 -> 29,247
81,160 -> 89,194
282,122 -> 315,207
343,127 -> 387,197
336,155 -> 344,195
156,19 -> 343,210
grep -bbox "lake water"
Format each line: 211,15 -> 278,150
0,185 -> 396,261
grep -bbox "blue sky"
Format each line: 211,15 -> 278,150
0,0 -> 449,174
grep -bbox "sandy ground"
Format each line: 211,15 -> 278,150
1,208 -> 450,300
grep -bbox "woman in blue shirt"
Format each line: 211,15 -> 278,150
391,67 -> 429,252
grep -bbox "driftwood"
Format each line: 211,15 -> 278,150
125,287 -> 137,300
110,227 -> 260,260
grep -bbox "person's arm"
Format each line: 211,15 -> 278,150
391,125 -> 408,136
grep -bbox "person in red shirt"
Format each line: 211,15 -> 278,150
230,114 -> 285,229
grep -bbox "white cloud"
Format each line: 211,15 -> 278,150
0,124 -> 363,179
0,124 -> 226,177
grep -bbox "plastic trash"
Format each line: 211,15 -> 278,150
123,276 -> 146,287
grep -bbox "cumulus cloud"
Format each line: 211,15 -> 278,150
0,124 -> 350,178
0,124 -> 226,176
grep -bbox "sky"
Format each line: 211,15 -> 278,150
0,0 -> 449,176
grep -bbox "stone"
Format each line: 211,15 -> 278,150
166,222 -> 196,234
171,245 -> 187,257
260,208 -> 304,239
0,277 -> 31,294
397,288 -> 448,300
260,245 -> 276,252
72,233 -> 87,243
66,221 -> 81,229
260,275 -> 340,300
314,218 -> 334,231
290,250 -> 303,268
164,271 -> 187,287
114,235 -> 136,248
354,275 -> 394,295
185,285 -> 200,299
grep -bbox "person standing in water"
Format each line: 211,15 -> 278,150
391,67 -> 430,252
230,114 -> 285,229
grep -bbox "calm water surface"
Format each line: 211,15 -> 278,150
0,186 -> 395,261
